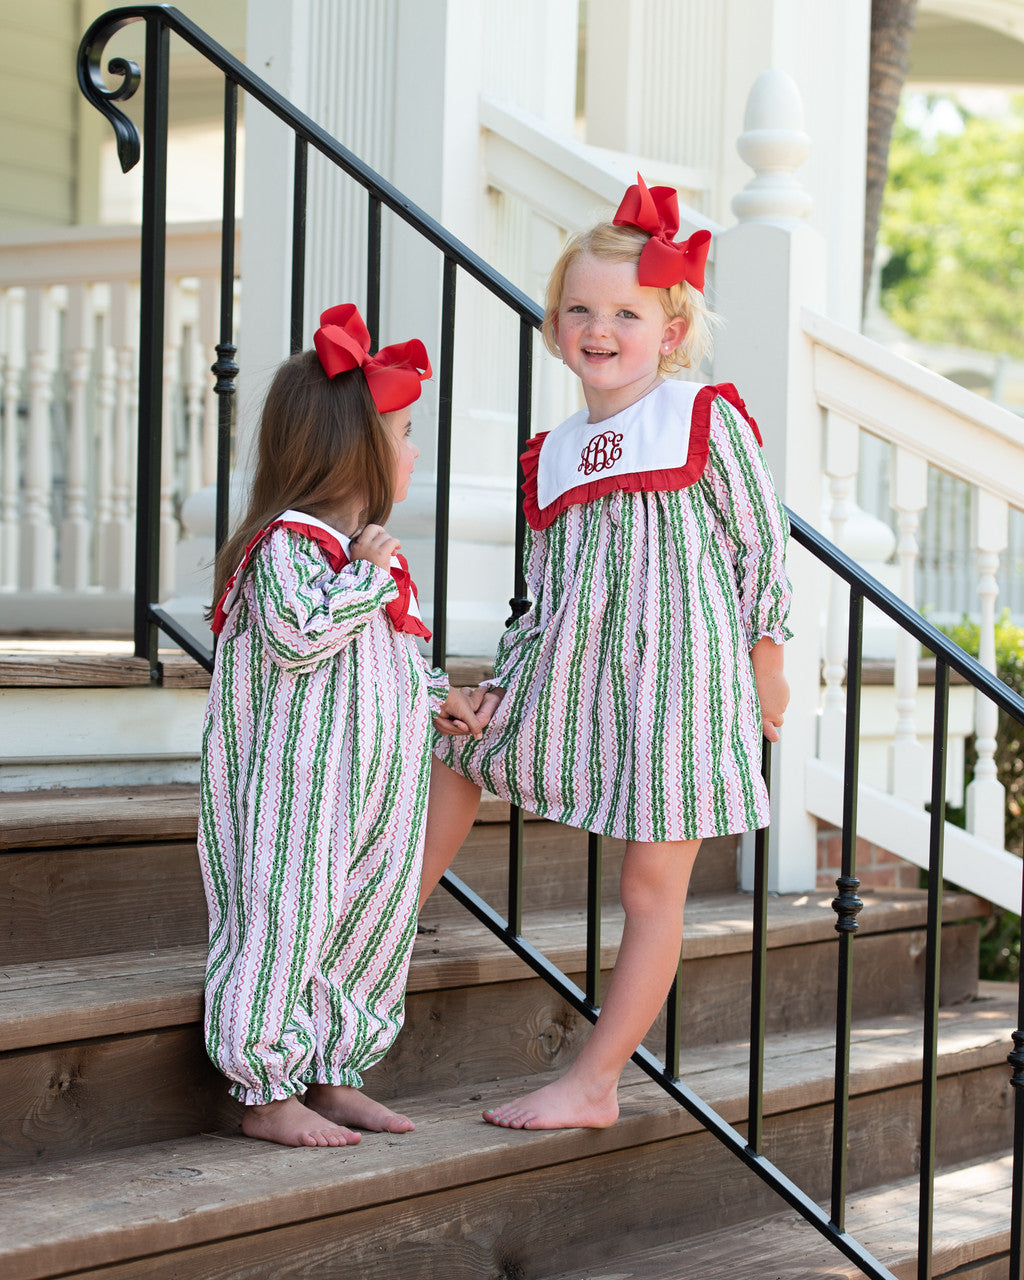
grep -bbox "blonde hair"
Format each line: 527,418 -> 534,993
542,221 -> 717,375
208,349 -> 396,615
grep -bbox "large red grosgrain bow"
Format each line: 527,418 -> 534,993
314,303 -> 432,413
613,173 -> 712,293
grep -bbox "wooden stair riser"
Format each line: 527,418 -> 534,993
0,843 -> 207,964
20,1076 -> 1015,1280
0,1030 -> 240,1169
0,822 -> 738,965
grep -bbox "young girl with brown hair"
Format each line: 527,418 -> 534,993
199,303 -> 481,1148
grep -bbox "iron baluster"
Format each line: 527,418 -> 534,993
504,317 -> 534,939
431,257 -> 457,670
365,193 -> 382,344
506,318 -> 533,626
1009,1022 -> 1024,1280
290,136 -> 307,354
213,77 -> 238,559
586,832 -> 603,1009
747,737 -> 772,1153
507,804 -> 524,937
665,954 -> 683,1083
831,587 -> 865,1230
918,661 -> 949,1280
134,13 -> 170,680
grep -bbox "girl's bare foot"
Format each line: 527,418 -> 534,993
241,1095 -> 361,1147
304,1083 -> 415,1133
483,1074 -> 619,1130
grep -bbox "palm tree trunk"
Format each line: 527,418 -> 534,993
864,0 -> 918,319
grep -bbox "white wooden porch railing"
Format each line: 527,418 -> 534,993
808,307 -> 1024,909
0,222 -> 239,631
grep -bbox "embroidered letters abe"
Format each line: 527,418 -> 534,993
578,430 -> 624,476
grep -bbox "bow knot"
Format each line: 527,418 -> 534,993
314,303 -> 431,413
613,174 -> 711,293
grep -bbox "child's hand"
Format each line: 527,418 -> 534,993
472,685 -> 506,730
350,524 -> 400,571
434,686 -> 486,739
750,637 -> 789,743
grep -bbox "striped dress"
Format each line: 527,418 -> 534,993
198,515 -> 447,1107
436,381 -> 792,843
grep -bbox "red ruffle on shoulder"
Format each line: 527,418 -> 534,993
521,383 -> 760,531
211,518 -> 431,640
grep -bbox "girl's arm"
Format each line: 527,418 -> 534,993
486,521 -> 549,694
750,635 -> 789,742
251,527 -> 398,670
701,396 -> 793,651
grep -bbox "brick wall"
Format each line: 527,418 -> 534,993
816,821 -> 923,892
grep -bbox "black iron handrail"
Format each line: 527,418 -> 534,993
78,9 -> 1024,1279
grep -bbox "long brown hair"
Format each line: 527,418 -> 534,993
208,349 -> 395,614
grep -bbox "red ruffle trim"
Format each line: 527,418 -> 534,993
521,382 -> 761,531
212,519 -> 431,641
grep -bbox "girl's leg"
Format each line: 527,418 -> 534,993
484,836 -> 702,1130
418,759 -> 483,909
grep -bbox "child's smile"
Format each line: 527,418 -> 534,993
555,253 -> 686,422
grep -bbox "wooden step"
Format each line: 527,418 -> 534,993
0,987 -> 1016,1280
0,901 -> 998,1170
540,1153 -> 1016,1279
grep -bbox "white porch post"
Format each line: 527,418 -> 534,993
712,69 -> 825,894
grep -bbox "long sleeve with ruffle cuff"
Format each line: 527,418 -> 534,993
250,529 -> 399,671
700,396 -> 793,649
424,666 -> 450,717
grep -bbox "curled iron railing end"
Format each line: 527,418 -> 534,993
77,13 -> 145,173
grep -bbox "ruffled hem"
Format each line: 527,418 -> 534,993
521,382 -> 761,531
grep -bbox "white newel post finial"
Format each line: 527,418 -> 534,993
715,69 -> 823,893
731,69 -> 813,225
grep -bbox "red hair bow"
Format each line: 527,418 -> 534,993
313,303 -> 432,413
613,173 -> 712,293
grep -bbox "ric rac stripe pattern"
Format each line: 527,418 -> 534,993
436,387 -> 792,843
198,524 -> 448,1107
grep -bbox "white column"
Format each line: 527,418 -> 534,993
713,69 -> 825,893
967,490 -> 1009,848
888,447 -> 929,804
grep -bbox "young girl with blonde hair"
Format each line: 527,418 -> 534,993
199,304 -> 481,1148
422,176 -> 792,1131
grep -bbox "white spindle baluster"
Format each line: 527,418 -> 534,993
100,282 -> 136,591
888,447 -> 928,804
159,289 -> 182,599
199,275 -> 220,489
819,409 -> 859,765
183,321 -> 204,497
1,288 -> 25,590
93,290 -> 115,568
21,287 -> 58,590
60,285 -> 94,590
967,490 -> 1009,848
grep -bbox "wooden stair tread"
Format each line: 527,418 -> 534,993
1,1019 -> 1016,1280
0,645 -> 210,689
540,1154 -> 1015,1279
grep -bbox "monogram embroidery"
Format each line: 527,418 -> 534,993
579,430 -> 624,476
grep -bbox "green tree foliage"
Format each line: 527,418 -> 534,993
879,97 -> 1024,358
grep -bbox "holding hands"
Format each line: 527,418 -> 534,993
434,685 -> 506,739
